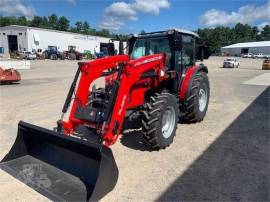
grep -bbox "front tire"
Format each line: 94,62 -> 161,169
43,52 -> 48,59
60,54 -> 65,60
141,92 -> 179,150
183,71 -> 210,123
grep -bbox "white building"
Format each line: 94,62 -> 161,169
0,25 -> 123,54
221,41 -> 270,56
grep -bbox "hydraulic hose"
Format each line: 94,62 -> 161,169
62,65 -> 81,114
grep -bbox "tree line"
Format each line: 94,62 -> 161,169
0,14 -> 121,38
0,15 -> 269,54
196,23 -> 270,54
141,23 -> 269,54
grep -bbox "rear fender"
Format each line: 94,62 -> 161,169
179,64 -> 208,100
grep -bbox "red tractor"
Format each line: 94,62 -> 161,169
64,45 -> 83,60
1,29 -> 210,201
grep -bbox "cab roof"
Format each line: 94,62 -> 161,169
136,29 -> 199,38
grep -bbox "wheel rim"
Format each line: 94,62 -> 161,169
199,88 -> 207,112
161,106 -> 176,138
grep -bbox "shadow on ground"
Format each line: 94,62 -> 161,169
157,87 -> 269,201
0,82 -> 20,86
120,118 -> 152,151
121,112 -> 194,150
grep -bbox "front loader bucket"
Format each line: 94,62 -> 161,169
0,121 -> 118,201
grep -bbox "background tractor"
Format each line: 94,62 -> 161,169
1,29 -> 210,201
95,37 -> 125,58
63,45 -> 83,60
43,46 -> 65,60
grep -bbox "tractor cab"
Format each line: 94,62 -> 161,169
128,29 -> 210,73
68,45 -> 76,52
126,29 -> 210,94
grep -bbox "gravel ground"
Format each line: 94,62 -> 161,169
0,57 -> 269,201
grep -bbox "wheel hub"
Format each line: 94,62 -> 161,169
199,88 -> 207,112
161,106 -> 176,138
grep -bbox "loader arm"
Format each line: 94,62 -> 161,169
103,54 -> 166,145
60,55 -> 129,134
61,54 -> 166,146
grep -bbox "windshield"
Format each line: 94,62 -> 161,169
226,59 -> 235,61
49,46 -> 57,51
131,37 -> 171,59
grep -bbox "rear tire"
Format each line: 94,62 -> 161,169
50,54 -> 57,60
141,92 -> 179,150
68,53 -> 76,60
182,71 -> 210,123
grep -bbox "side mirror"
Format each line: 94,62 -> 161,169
107,43 -> 115,56
127,36 -> 136,55
196,45 -> 210,61
119,41 -> 124,55
115,35 -> 124,55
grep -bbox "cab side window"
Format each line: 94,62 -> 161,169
175,34 -> 195,74
181,35 -> 195,67
182,35 -> 195,67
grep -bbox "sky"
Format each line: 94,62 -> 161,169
0,0 -> 269,34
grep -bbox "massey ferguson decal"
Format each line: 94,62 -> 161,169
118,95 -> 127,115
134,55 -> 163,67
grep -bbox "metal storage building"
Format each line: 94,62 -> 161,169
0,25 -> 123,55
221,41 -> 270,56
